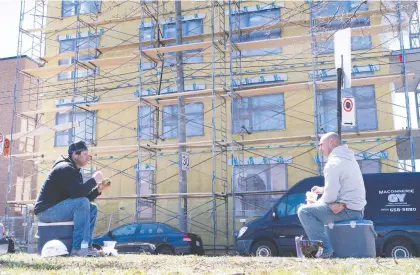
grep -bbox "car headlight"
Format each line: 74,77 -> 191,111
237,226 -> 248,239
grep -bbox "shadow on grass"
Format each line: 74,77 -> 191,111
0,259 -> 64,270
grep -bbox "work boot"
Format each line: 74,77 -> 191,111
71,248 -> 101,257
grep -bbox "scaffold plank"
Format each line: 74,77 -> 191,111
24,22 -> 405,77
12,128 -> 419,160
5,122 -> 77,139
19,73 -> 414,116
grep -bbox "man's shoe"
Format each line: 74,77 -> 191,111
88,247 -> 103,257
71,248 -> 102,257
317,251 -> 334,259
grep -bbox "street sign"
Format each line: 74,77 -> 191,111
3,138 -> 10,157
0,134 -> 3,155
181,152 -> 189,171
334,28 -> 352,88
342,97 -> 356,127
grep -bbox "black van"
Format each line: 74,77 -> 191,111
235,172 -> 420,258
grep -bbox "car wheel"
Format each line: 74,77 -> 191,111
156,246 -> 173,255
385,239 -> 416,258
251,240 -> 277,257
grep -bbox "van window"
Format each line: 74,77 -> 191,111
286,193 -> 305,215
277,193 -> 306,217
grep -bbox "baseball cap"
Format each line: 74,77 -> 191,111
68,141 -> 88,156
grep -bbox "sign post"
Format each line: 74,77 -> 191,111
334,28 -> 352,138
342,97 -> 356,127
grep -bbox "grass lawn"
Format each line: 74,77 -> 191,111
0,253 -> 419,275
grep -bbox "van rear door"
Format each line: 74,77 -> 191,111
364,173 -> 420,225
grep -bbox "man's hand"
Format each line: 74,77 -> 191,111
311,186 -> 324,194
329,202 -> 345,214
98,178 -> 112,193
93,171 -> 103,184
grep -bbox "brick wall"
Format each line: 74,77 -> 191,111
0,56 -> 38,218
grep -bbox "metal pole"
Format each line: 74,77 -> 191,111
397,0 -> 416,172
175,0 -> 188,233
5,0 -> 25,222
309,0 -> 322,174
337,67 -> 343,138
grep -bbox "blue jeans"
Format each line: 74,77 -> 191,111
36,197 -> 98,250
297,203 -> 363,254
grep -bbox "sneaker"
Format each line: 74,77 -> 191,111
88,247 -> 103,257
317,251 -> 334,259
71,248 -> 101,257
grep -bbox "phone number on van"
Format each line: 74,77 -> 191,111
389,208 -> 417,212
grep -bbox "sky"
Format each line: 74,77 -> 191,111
0,1 -> 20,58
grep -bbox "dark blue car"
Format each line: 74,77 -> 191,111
93,222 -> 204,255
236,172 -> 420,258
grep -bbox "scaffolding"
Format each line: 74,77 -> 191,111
3,0 -> 420,254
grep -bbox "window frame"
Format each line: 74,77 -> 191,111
62,0 -> 101,17
161,102 -> 205,139
54,110 -> 97,147
161,19 -> 204,64
312,1 -> 371,54
318,85 -> 378,133
232,93 -> 285,133
230,7 -> 281,57
58,36 -> 99,81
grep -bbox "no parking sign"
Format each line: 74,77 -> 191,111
342,97 -> 356,127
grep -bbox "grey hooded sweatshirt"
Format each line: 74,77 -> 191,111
318,144 -> 367,211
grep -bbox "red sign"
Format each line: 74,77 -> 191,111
3,138 -> 10,157
343,98 -> 353,112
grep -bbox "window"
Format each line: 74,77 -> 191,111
358,160 -> 381,174
277,193 -> 306,217
138,106 -> 154,140
318,85 -> 377,132
232,93 -> 285,133
313,1 -> 371,54
55,110 -> 96,146
58,36 -> 99,80
162,19 -> 204,64
113,224 -> 137,237
62,0 -> 101,17
231,8 -> 281,57
156,224 -> 177,234
140,224 -> 157,234
234,164 -> 287,217
162,103 -> 204,139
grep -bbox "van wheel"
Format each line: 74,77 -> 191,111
251,240 -> 277,257
384,239 -> 415,258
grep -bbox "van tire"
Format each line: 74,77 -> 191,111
384,239 -> 415,258
251,240 -> 277,257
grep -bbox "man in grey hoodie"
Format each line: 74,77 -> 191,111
297,132 -> 366,258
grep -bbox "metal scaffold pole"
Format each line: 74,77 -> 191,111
5,0 -> 26,225
397,0 -> 416,172
309,0 -> 322,174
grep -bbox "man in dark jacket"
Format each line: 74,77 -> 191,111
34,141 -> 111,256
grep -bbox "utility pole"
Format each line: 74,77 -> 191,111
337,65 -> 343,138
175,0 -> 188,233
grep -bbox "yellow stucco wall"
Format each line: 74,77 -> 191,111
34,1 -> 399,247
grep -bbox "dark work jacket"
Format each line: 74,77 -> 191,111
34,156 -> 101,215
